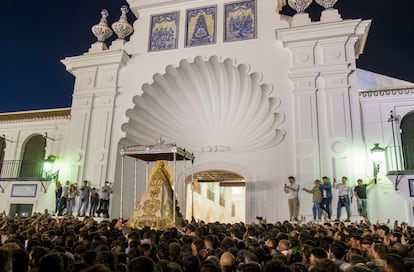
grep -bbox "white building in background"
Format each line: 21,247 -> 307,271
0,0 -> 413,224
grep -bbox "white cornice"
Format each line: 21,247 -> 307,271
61,50 -> 131,75
359,87 -> 414,98
0,108 -> 71,116
275,19 -> 369,44
127,0 -> 197,16
0,108 -> 71,123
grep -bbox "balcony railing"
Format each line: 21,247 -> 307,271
0,160 -> 45,181
385,146 -> 414,175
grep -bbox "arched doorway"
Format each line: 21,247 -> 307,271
401,111 -> 414,170
185,170 -> 245,223
19,135 -> 46,178
0,137 -> 5,174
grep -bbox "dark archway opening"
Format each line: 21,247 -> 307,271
19,135 -> 46,178
401,111 -> 414,170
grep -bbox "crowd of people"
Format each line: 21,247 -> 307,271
1,210 -> 414,272
284,176 -> 375,223
55,180 -> 113,218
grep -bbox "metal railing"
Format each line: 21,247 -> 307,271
0,160 -> 45,181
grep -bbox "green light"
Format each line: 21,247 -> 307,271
43,155 -> 56,172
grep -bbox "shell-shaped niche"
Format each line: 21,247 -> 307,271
122,56 -> 285,153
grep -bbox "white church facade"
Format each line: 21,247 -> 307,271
1,0 -> 414,224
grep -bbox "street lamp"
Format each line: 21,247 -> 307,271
370,143 -> 385,183
43,155 -> 59,181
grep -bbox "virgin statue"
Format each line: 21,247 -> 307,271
127,160 -> 184,230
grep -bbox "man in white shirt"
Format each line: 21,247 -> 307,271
333,176 -> 352,222
284,176 -> 300,221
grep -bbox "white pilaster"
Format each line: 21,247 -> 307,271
276,18 -> 371,181
61,50 -> 130,187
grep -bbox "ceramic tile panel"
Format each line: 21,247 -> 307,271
149,11 -> 180,52
224,0 -> 257,42
185,5 -> 217,47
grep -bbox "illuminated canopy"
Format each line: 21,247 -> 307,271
120,142 -> 194,162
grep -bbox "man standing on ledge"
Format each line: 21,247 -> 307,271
99,181 -> 113,218
320,176 -> 332,220
333,176 -> 352,222
284,176 -> 300,221
77,180 -> 91,217
354,178 -> 374,219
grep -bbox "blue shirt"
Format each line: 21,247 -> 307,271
320,182 -> 332,199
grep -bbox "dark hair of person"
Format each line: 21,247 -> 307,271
181,254 -> 200,272
310,258 -> 340,272
156,242 -> 170,260
115,252 -> 128,265
372,243 -> 388,259
347,263 -> 374,272
237,262 -> 262,272
301,244 -> 312,264
384,253 -> 405,272
27,239 -> 42,253
84,250 -> 97,266
128,232 -> 140,241
310,247 -> 327,260
193,238 -> 205,252
42,237 -> 52,249
95,251 -> 115,271
200,259 -> 220,272
263,260 -> 293,272
348,254 -> 366,265
115,263 -> 128,272
81,263 -> 112,272
249,246 -> 266,264
11,248 -> 30,272
319,236 -> 333,251
128,256 -> 155,272
290,262 -> 309,272
30,246 -> 50,269
38,252 -> 65,272
390,242 -> 408,257
205,234 -> 219,249
129,240 -> 139,250
272,253 -> 289,265
0,249 -> 12,272
167,241 -> 181,260
329,243 -> 346,259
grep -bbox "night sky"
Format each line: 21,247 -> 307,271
0,0 -> 413,113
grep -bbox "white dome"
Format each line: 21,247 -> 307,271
122,56 -> 285,153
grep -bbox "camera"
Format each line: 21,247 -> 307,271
256,216 -> 263,221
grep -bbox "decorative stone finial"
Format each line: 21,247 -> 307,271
91,9 -> 113,43
112,6 -> 134,40
288,0 -> 313,13
315,0 -> 337,9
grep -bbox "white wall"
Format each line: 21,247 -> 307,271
0,113 -> 70,215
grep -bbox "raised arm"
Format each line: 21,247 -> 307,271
302,187 -> 312,194
367,178 -> 375,186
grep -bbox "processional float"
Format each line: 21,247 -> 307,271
119,140 -> 194,230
